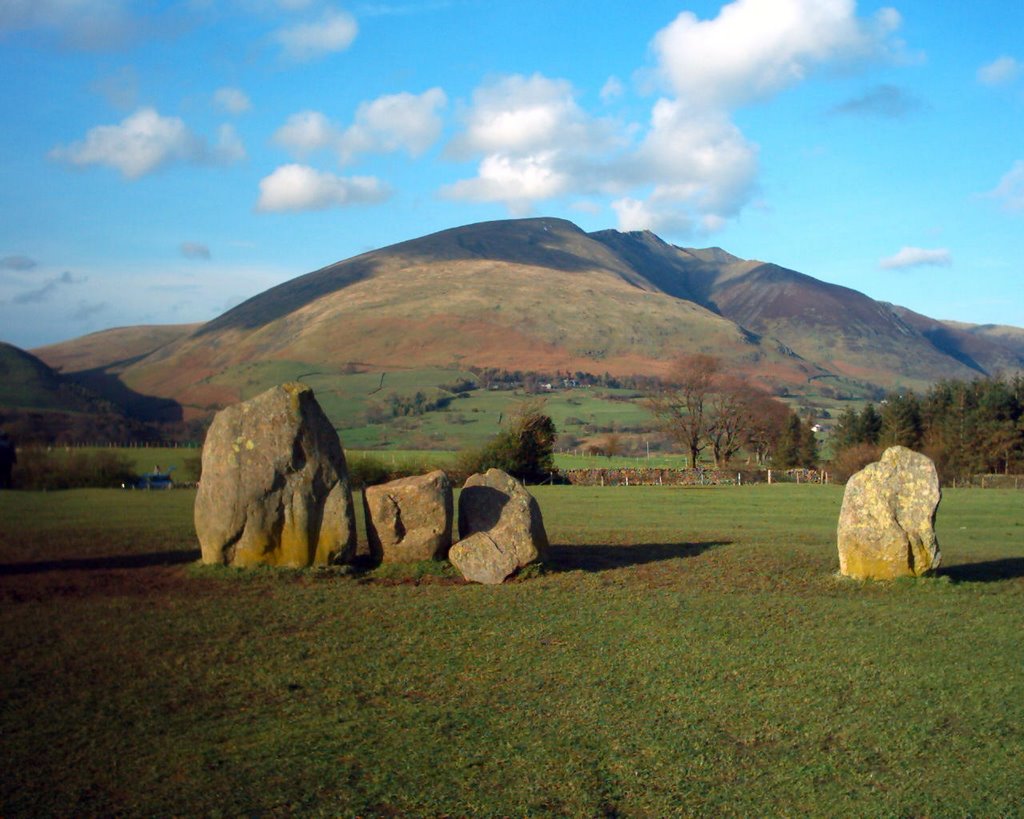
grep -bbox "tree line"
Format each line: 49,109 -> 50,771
832,375 -> 1024,480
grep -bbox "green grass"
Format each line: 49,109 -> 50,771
1,485 -> 1022,815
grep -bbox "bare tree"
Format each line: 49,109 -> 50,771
647,354 -> 720,468
706,376 -> 763,467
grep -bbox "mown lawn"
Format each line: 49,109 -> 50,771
0,485 -> 1022,816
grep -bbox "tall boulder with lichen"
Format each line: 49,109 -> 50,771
194,382 -> 356,568
837,446 -> 941,580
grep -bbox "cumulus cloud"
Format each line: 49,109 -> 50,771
13,271 -> 84,304
831,84 -> 922,118
0,0 -> 138,50
1,255 -> 37,271
180,242 -> 211,260
449,74 -> 608,159
879,247 -> 952,270
273,110 -> 338,155
651,0 -> 905,110
984,160 -> 1024,212
977,56 -> 1022,87
443,1 -> 906,236
256,164 -> 390,212
275,7 -> 357,61
274,88 -> 446,163
442,74 -> 621,213
214,87 -> 252,115
338,87 -> 447,162
49,108 -> 246,178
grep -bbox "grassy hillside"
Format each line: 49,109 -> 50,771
1,486 -> 1021,815
32,323 -> 199,375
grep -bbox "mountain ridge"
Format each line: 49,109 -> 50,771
29,217 -> 1023,419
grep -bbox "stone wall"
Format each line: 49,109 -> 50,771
561,467 -> 830,486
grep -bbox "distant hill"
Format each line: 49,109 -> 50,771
0,342 -> 104,413
27,217 -> 1024,428
33,323 -> 199,375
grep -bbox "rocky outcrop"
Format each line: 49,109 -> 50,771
194,383 -> 356,568
450,468 -> 547,584
363,470 -> 453,563
837,446 -> 941,580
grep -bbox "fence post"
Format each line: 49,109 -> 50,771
768,469 -> 772,484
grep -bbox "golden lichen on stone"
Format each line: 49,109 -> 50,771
837,446 -> 941,580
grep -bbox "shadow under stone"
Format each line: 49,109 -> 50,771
0,549 -> 201,575
545,541 -> 728,573
940,558 -> 1024,584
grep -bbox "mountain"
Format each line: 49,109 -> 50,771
30,217 -> 1024,422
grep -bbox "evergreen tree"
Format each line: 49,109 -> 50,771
859,403 -> 882,445
881,393 -> 923,449
800,418 -> 819,467
776,412 -> 803,468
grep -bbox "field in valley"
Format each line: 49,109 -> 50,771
1,485 -> 1022,815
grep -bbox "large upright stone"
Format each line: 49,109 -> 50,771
837,446 -> 941,580
195,382 -> 356,568
364,470 -> 453,563
450,468 -> 548,584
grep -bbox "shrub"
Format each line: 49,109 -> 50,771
829,442 -> 882,484
457,403 -> 556,484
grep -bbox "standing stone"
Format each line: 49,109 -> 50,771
837,446 -> 941,580
450,468 -> 548,584
195,382 -> 356,568
363,470 -> 453,563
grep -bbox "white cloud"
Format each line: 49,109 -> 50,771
652,0 -> 905,110
273,110 -> 339,155
274,88 -> 447,163
338,87 -> 447,162
49,108 -> 246,178
450,74 -> 606,158
977,56 -> 1022,87
620,100 -> 759,227
180,242 -> 211,260
275,7 -> 357,61
444,152 -> 571,215
879,247 -> 952,270
443,74 -> 620,213
985,160 -> 1024,211
214,87 -> 252,115
256,164 -> 391,212
442,1 -> 907,237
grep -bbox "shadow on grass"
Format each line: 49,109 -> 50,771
0,549 -> 201,575
545,541 -> 729,573
940,558 -> 1024,583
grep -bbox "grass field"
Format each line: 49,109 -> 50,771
1,485 -> 1022,815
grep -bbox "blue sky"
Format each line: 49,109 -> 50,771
1,0 -> 1022,349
